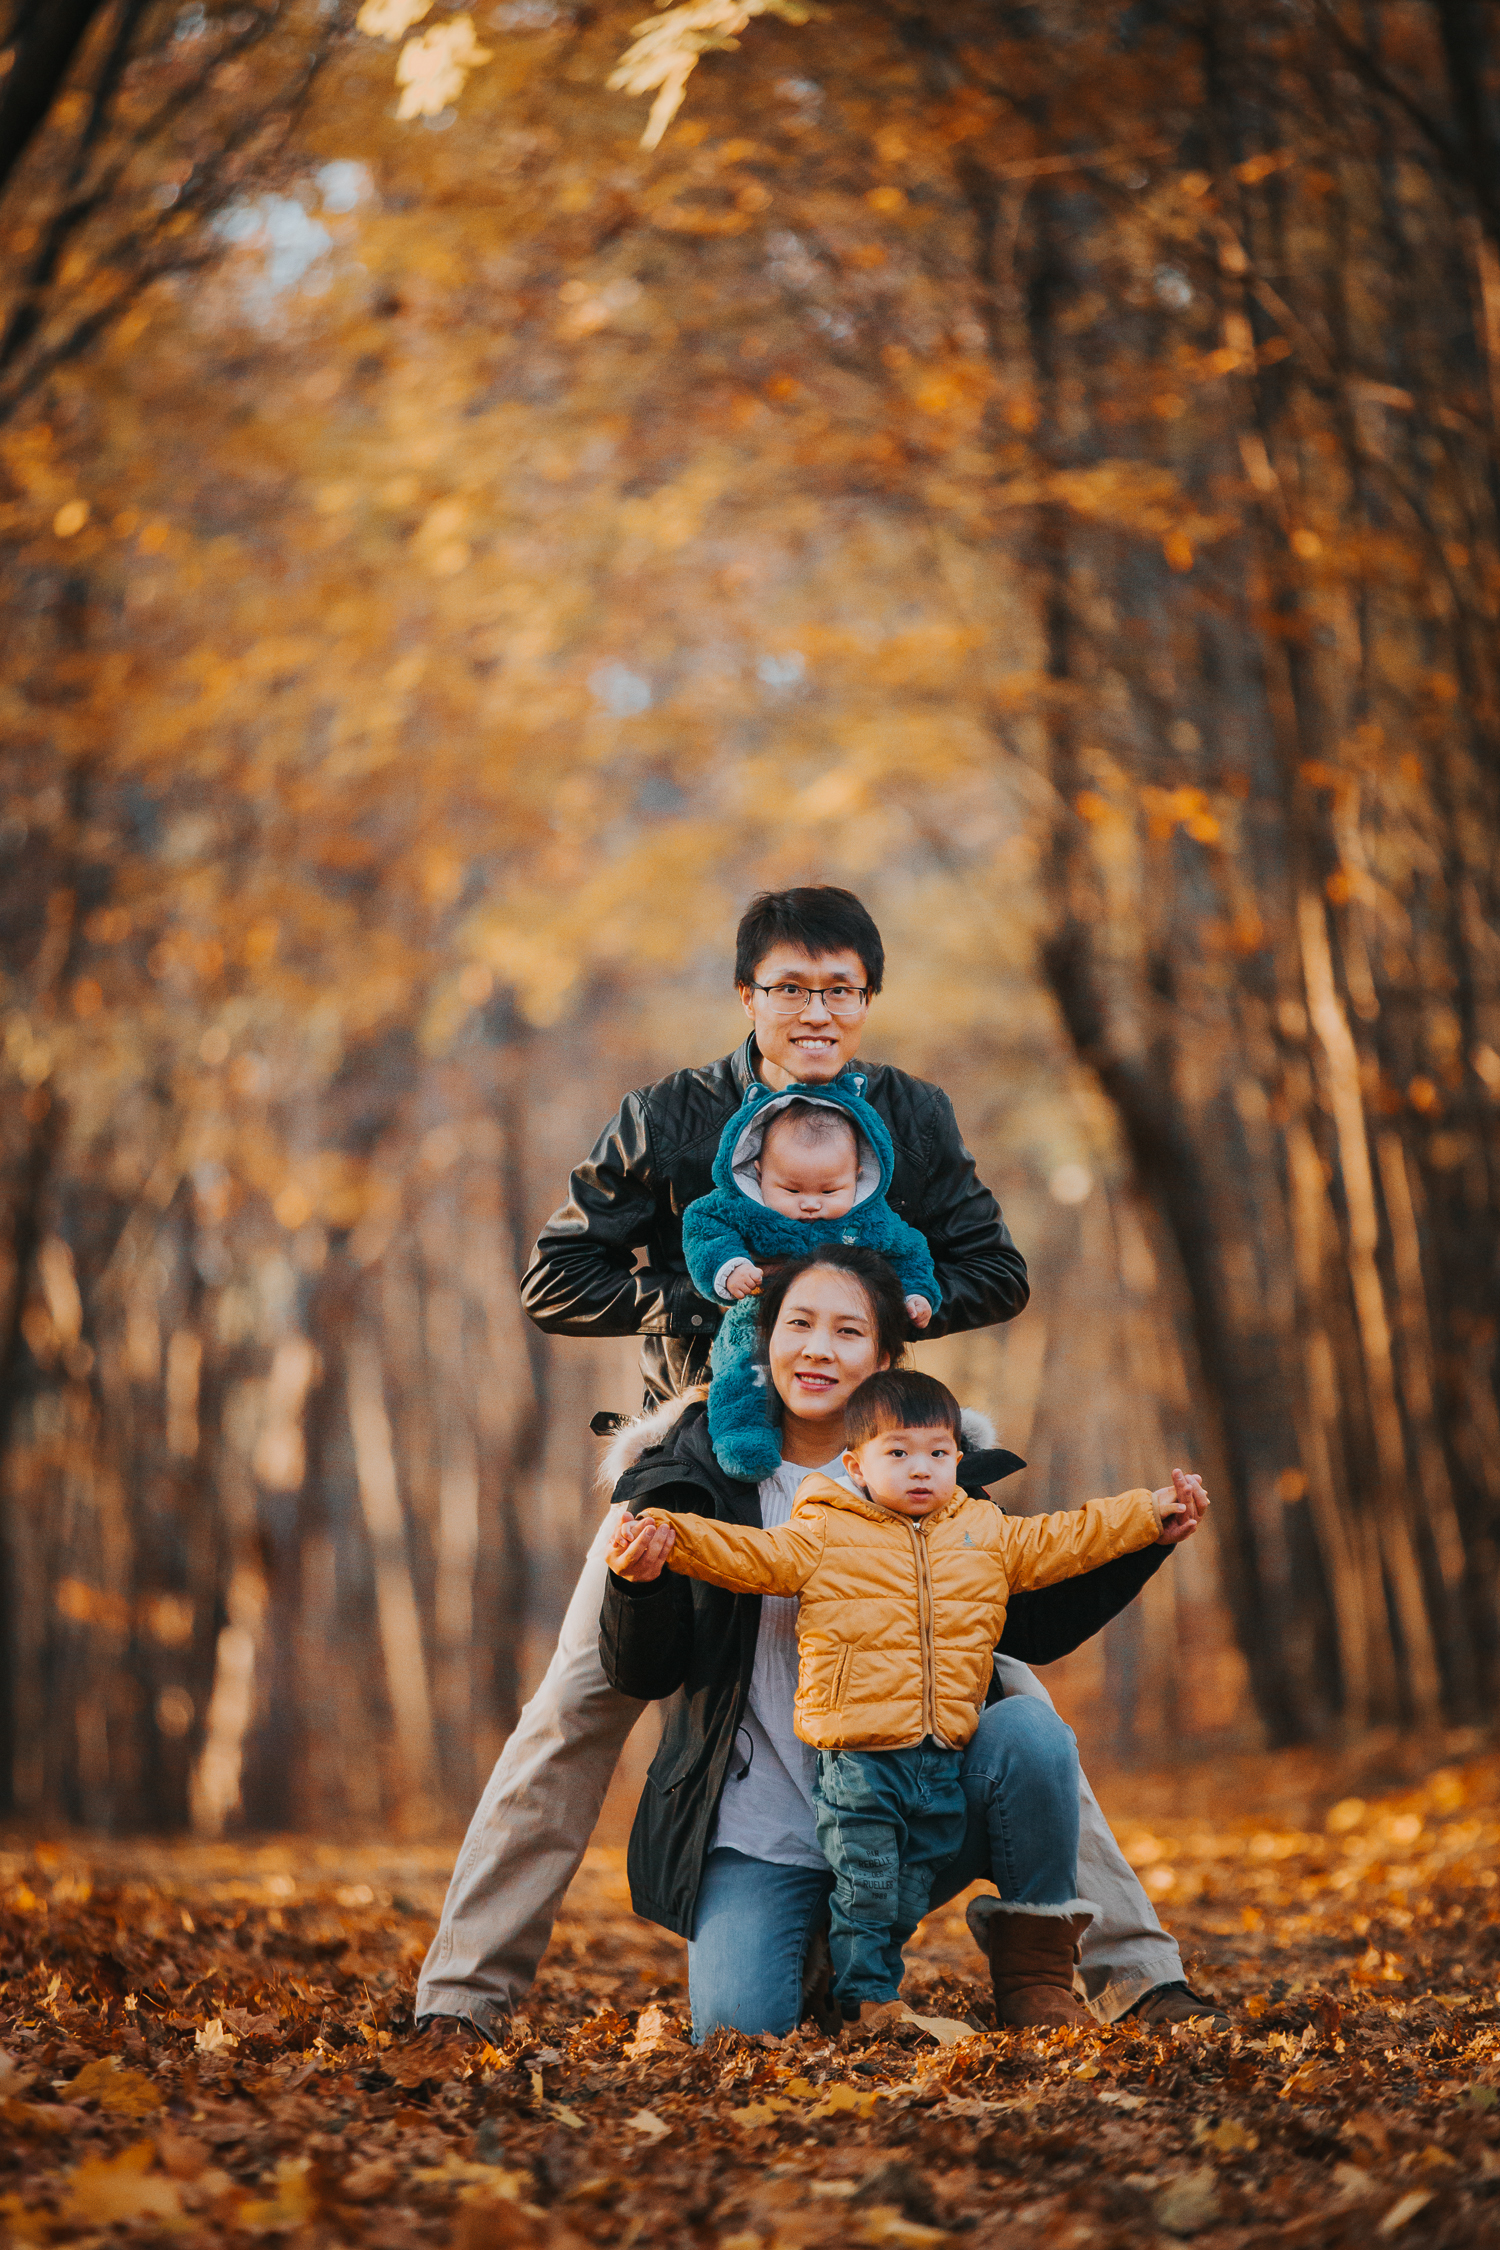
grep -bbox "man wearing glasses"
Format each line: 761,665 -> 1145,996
415,885 -> 1207,2039
521,884 -> 1028,1404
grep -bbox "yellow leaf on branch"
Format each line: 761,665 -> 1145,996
608,0 -> 815,150
395,18 -> 493,120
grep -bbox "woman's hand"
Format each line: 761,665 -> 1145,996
608,1511 -> 677,1581
1154,1468 -> 1209,1546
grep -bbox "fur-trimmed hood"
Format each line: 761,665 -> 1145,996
596,1387 -> 708,1493
597,1393 -> 1001,1495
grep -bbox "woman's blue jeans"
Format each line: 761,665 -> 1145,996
686,1695 -> 1082,2041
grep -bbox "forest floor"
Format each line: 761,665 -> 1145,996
3,1736 -> 1500,2249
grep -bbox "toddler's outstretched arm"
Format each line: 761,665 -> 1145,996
999,1486 -> 1161,1591
997,1469 -> 1209,1594
632,1505 -> 827,1599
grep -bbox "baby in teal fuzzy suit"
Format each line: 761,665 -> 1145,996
681,1073 -> 941,1480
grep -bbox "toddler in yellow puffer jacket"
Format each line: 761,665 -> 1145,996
608,1367 -> 1207,2020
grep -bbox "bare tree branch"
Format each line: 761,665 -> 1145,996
0,2 -> 354,423
0,0 -> 114,200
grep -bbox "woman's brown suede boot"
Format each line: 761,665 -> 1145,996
967,1904 -> 1095,2028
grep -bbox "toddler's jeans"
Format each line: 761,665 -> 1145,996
812,1740 -> 969,2006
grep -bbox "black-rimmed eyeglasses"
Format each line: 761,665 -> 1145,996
750,980 -> 870,1018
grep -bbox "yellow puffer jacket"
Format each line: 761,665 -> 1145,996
643,1476 -> 1163,1753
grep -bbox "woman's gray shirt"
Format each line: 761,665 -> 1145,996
708,1453 -> 845,1872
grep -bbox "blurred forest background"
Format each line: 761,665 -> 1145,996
0,0 -> 1496,1841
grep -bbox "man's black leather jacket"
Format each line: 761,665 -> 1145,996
521,1036 -> 1030,1399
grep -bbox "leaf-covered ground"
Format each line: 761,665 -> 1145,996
3,1744 -> 1500,2248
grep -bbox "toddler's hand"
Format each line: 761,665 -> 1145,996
724,1261 -> 764,1300
905,1295 -> 932,1329
608,1511 -> 676,1581
1154,1468 -> 1208,1546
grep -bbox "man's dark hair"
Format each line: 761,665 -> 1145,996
844,1369 -> 962,1452
735,887 -> 885,995
755,1244 -> 909,1373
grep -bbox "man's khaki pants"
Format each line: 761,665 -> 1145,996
417,1506 -> 1185,2032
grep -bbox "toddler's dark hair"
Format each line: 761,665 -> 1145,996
844,1369 -> 962,1452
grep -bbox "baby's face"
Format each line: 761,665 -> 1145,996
758,1127 -> 859,1222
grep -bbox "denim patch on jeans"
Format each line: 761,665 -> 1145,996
812,1741 -> 970,2007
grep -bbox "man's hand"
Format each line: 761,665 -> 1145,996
608,1511 -> 677,1581
905,1295 -> 932,1329
1154,1468 -> 1209,1546
723,1261 -> 764,1300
